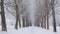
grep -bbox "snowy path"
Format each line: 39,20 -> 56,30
0,26 -> 60,34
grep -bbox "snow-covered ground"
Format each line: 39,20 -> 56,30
0,26 -> 60,34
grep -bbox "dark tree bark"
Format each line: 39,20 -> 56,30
44,16 -> 46,29
15,4 -> 19,30
19,17 -> 21,28
52,7 -> 57,32
23,16 -> 25,27
46,12 -> 49,30
14,0 -> 21,30
51,0 -> 57,32
1,0 -> 7,31
41,17 -> 43,28
0,12 -> 1,14
15,4 -> 21,30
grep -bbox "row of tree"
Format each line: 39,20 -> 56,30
0,0 -> 58,32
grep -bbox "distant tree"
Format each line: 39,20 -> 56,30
59,24 -> 60,26
0,12 -> 1,14
23,16 -> 26,27
44,13 -> 46,29
25,14 -> 32,27
41,17 -> 43,28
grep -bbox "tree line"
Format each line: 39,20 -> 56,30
0,0 -> 59,32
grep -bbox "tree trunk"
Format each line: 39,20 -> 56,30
41,17 -> 43,28
45,0 -> 49,29
23,16 -> 25,27
0,12 -> 1,14
19,17 -> 21,28
1,0 -> 7,31
51,0 -> 57,32
44,16 -> 46,29
46,12 -> 49,29
52,7 -> 57,32
15,5 -> 19,30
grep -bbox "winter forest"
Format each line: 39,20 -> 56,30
0,0 -> 60,34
